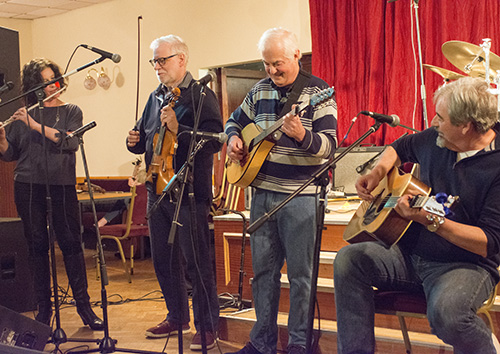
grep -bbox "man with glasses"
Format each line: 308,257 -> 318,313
127,35 -> 222,351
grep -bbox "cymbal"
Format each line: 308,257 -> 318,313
423,64 -> 464,81
442,40 -> 500,79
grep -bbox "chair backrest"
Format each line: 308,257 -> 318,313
212,156 -> 243,214
122,185 -> 137,235
131,184 -> 148,226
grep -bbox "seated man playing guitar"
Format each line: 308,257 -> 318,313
334,77 -> 500,353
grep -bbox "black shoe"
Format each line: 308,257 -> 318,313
76,303 -> 104,331
226,342 -> 262,354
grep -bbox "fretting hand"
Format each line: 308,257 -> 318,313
282,105 -> 305,142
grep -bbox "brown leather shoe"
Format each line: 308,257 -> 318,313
190,330 -> 216,351
145,319 -> 190,338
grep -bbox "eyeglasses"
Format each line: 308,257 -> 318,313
149,54 -> 178,67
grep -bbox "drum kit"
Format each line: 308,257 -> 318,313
425,38 -> 500,113
425,38 -> 500,82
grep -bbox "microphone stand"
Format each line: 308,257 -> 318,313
0,56 -> 162,353
0,56 -> 106,111
167,84 -> 209,354
0,57 -> 111,352
148,84 -> 214,354
220,209 -> 249,311
69,132 -> 164,354
246,121 -> 383,354
387,0 -> 428,128
411,0 -> 429,128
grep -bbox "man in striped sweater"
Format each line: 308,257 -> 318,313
225,28 -> 337,354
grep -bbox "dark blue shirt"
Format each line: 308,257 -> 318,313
392,125 -> 500,282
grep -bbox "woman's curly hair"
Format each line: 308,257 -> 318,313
21,58 -> 67,106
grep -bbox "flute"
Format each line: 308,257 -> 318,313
0,86 -> 66,129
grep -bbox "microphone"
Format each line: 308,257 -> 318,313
195,71 -> 216,86
0,81 -> 14,94
81,44 -> 121,63
360,111 -> 400,128
186,130 -> 228,143
66,121 -> 97,139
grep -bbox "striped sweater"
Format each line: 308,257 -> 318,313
225,73 -> 338,194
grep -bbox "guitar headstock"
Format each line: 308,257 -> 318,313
130,158 -> 143,186
310,86 -> 335,107
422,193 -> 459,217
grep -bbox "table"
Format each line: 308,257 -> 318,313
77,191 -> 133,235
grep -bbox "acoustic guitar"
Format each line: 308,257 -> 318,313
343,167 -> 458,247
226,86 -> 335,188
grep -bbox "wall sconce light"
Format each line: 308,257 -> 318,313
97,67 -> 111,90
84,67 -> 112,90
83,68 -> 97,90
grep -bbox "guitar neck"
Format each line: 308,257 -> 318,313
382,195 -> 428,209
253,99 -> 310,146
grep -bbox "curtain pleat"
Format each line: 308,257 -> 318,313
309,0 -> 500,146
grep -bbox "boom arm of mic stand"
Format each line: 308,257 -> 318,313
0,57 -> 106,109
247,122 -> 382,235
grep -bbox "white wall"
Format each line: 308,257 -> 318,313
1,0 -> 311,177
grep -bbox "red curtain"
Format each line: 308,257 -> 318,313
309,0 -> 500,146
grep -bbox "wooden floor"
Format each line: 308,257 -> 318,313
21,246 -> 242,354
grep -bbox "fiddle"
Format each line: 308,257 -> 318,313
146,87 -> 181,194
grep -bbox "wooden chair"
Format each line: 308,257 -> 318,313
212,156 -> 244,214
98,184 -> 149,282
374,282 -> 498,353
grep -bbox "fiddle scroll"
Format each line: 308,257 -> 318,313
147,87 -> 181,194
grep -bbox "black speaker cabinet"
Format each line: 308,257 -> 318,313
0,218 -> 36,313
0,304 -> 50,352
0,344 -> 44,354
0,26 -> 21,121
0,26 -> 21,218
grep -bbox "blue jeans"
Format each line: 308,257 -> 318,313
147,191 -> 219,333
334,241 -> 496,354
249,189 -> 317,354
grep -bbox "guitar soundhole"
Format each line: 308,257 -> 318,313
362,190 -> 389,225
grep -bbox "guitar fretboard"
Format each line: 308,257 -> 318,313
382,195 -> 428,209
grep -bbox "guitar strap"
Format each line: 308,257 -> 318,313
273,70 -> 312,141
279,69 -> 312,117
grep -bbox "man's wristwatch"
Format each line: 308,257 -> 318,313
426,214 -> 445,232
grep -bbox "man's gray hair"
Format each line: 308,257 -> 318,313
150,35 -> 189,64
434,77 -> 498,133
257,27 -> 301,60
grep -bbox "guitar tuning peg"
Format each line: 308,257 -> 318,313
435,192 -> 448,204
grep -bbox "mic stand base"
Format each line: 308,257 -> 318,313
220,208 -> 250,311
